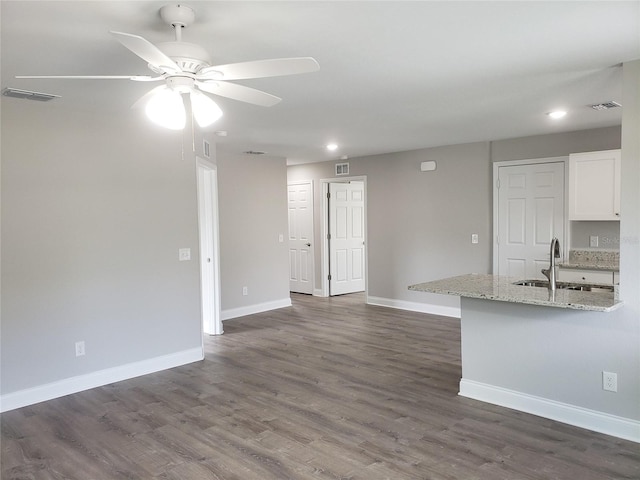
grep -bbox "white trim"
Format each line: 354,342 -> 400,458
459,379 -> 640,443
367,295 -> 461,318
221,298 -> 292,321
197,157 -> 223,336
492,156 -> 569,274
0,347 -> 203,413
313,288 -> 324,297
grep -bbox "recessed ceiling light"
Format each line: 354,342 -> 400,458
326,143 -> 338,151
547,110 -> 567,119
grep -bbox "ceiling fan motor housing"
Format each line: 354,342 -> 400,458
156,41 -> 211,73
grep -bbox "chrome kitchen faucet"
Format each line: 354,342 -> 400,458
541,237 -> 561,292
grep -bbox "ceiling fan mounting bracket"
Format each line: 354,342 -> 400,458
160,4 -> 195,29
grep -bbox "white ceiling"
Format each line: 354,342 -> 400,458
2,1 -> 639,164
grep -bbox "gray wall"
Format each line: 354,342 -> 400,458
217,153 -> 290,313
490,125 -> 621,162
288,142 -> 492,310
288,127 -> 621,311
570,221 -> 620,249
1,100 -> 203,395
461,61 -> 639,424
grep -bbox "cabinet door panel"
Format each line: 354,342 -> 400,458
569,150 -> 621,221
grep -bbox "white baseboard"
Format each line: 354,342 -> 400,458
0,347 -> 204,413
221,297 -> 292,321
459,379 -> 640,443
313,288 -> 324,297
366,296 -> 461,318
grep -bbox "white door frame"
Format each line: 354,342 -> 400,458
287,180 -> 315,294
492,157 -> 569,274
320,176 -> 368,297
196,157 -> 223,335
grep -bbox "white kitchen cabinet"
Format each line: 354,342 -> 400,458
568,149 -> 621,221
558,268 -> 615,285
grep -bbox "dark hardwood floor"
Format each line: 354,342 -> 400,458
2,293 -> 639,479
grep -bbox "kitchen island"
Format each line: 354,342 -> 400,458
408,273 -> 634,441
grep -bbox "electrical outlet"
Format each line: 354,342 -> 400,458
603,371 -> 617,392
590,235 -> 599,248
75,341 -> 85,357
242,286 -> 248,296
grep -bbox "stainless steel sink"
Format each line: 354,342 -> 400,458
513,280 -> 614,293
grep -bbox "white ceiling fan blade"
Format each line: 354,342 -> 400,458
196,81 -> 281,107
110,31 -> 181,74
198,57 -> 319,81
16,75 -> 162,81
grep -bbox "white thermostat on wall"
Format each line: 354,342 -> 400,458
420,161 -> 437,172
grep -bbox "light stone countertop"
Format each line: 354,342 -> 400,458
408,273 -> 623,312
559,249 -> 619,272
559,262 -> 619,271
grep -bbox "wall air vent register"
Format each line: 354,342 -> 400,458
335,163 -> 349,176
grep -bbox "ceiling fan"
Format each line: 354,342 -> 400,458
16,4 -> 320,129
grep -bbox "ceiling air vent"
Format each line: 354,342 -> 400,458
590,101 -> 621,111
243,150 -> 266,155
2,87 -> 60,102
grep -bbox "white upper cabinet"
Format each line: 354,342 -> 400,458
568,149 -> 621,221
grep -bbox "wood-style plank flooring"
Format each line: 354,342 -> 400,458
2,293 -> 639,479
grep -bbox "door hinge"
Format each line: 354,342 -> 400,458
328,274 -> 332,281
496,179 -> 501,189
327,192 -> 331,199
327,233 -> 331,240
496,235 -> 500,245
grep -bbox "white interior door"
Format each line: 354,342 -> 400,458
288,182 -> 314,294
496,161 -> 565,280
329,181 -> 365,295
197,160 -> 222,335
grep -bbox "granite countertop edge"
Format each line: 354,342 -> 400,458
408,273 -> 623,313
559,263 -> 620,272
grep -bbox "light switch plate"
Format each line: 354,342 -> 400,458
590,236 -> 599,248
471,234 -> 479,244
179,248 -> 191,261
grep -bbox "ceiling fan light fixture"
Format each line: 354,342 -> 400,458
145,86 -> 186,130
190,90 -> 223,127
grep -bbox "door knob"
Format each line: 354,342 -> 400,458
305,243 -> 311,247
